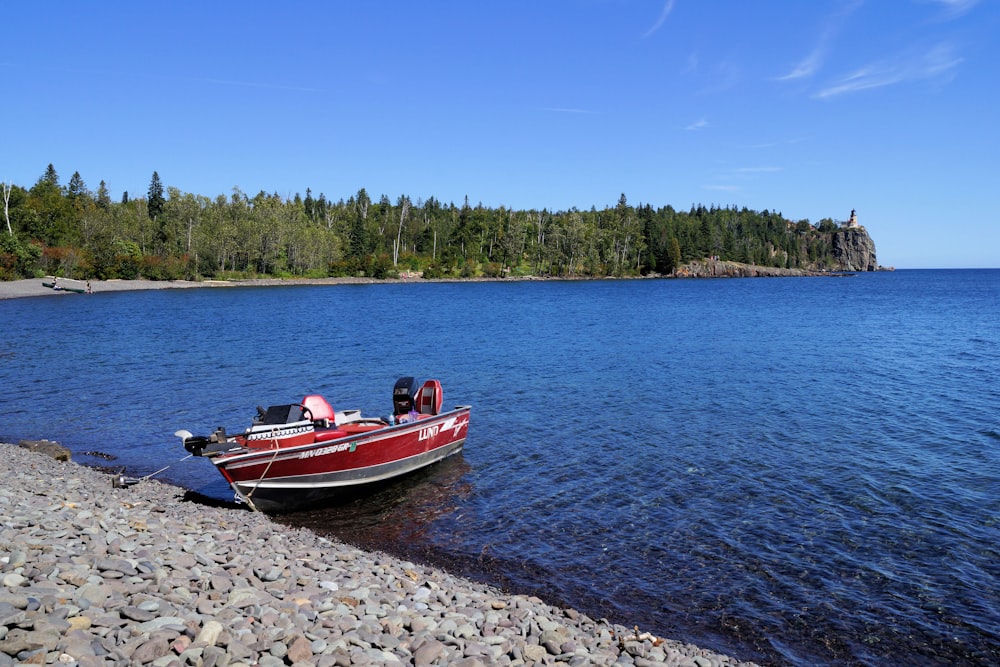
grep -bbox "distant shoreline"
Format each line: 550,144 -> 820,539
0,276 -> 396,300
0,262 -> 861,301
0,275 -> 613,300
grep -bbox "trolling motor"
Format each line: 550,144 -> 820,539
176,427 -> 232,457
109,425 -> 238,492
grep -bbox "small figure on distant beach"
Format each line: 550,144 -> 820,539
86,280 -> 92,294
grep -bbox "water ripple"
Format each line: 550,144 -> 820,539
2,271 -> 998,666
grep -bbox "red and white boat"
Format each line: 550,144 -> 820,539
176,377 -> 470,512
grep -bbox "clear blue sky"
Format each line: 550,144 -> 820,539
4,1 -> 998,268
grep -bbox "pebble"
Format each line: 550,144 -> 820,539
1,443 -> 761,666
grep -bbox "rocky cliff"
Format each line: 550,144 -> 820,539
832,227 -> 878,271
675,260 -> 822,278
675,224 -> 881,278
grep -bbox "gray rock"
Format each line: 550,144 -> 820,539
137,616 -> 187,633
0,628 -> 60,655
194,620 -> 224,647
0,574 -> 25,588
17,439 -> 71,461
131,636 -> 170,664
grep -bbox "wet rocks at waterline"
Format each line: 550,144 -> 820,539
0,442 -> 757,666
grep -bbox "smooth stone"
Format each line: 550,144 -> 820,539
287,635 -> 313,663
137,616 -> 187,633
414,638 -> 445,665
1,573 -> 25,588
194,620 -> 224,647
120,606 -> 156,622
131,637 -> 169,664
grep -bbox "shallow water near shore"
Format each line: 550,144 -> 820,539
2,270 -> 998,665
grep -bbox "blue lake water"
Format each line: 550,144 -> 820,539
1,271 -> 998,665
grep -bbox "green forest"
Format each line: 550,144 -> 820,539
1,165 -> 849,282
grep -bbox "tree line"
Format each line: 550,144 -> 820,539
1,164 -> 848,282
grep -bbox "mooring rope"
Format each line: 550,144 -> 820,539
114,452 -> 195,488
245,430 -> 282,503
140,453 -> 194,481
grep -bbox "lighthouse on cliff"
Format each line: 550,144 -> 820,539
846,209 -> 859,228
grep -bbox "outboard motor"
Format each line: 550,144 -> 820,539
178,426 -> 231,457
393,376 -> 419,417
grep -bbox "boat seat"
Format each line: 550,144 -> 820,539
301,394 -> 336,425
415,380 -> 443,416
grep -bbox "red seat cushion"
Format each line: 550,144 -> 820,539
301,395 -> 336,422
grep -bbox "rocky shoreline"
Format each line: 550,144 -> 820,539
0,257 -> 883,302
1,442 -> 760,666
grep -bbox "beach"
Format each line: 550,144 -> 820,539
0,442 -> 759,666
0,277 -> 390,301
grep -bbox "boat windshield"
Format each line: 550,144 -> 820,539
256,404 -> 304,425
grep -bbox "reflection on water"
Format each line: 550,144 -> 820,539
275,455 -> 474,559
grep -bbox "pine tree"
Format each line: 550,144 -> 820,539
96,181 -> 112,209
67,171 -> 87,200
304,188 -> 315,222
41,164 -> 59,188
349,188 -> 370,260
669,236 -> 682,273
147,171 -> 165,221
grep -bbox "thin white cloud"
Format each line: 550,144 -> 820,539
775,0 -> 863,81
815,65 -> 901,98
923,0 -> 980,18
642,0 -> 676,38
777,48 -> 826,82
702,161 -> 786,192
685,118 -> 709,131
814,42 -> 962,98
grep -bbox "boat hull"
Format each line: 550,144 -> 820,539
211,407 -> 470,512
43,281 -> 87,293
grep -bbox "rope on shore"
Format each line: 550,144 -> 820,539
112,453 -> 194,488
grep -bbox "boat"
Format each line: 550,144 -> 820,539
42,277 -> 90,293
175,377 -> 471,512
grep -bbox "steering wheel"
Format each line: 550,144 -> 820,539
299,405 -> 314,421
